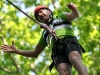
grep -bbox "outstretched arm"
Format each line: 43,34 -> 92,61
66,2 -> 79,21
1,41 -> 45,58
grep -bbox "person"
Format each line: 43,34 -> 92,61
1,2 -> 88,75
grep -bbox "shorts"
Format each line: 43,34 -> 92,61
52,37 -> 83,68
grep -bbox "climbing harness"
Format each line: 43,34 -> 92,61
49,36 -> 85,72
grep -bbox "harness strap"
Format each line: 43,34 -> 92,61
79,44 -> 85,53
49,41 -> 58,72
49,61 -> 54,72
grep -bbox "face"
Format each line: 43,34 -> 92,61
36,9 -> 52,23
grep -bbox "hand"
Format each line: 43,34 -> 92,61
1,41 -> 17,53
67,2 -> 77,10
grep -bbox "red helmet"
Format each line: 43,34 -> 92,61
34,5 -> 52,21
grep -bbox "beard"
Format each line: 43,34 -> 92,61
40,14 -> 52,24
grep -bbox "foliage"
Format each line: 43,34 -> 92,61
0,0 -> 100,75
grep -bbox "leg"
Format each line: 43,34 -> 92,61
57,63 -> 72,75
69,51 -> 88,75
54,54 -> 72,75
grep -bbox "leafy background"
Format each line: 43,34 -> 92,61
0,0 -> 100,75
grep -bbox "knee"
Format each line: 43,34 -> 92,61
58,70 -> 71,75
69,51 -> 81,65
57,63 -> 71,75
70,56 -> 78,64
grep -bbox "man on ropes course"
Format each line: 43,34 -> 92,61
1,2 -> 88,75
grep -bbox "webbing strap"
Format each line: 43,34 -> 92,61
49,61 -> 54,72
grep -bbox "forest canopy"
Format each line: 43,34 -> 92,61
0,0 -> 100,75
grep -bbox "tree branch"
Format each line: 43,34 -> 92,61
0,37 -> 19,74
51,0 -> 56,9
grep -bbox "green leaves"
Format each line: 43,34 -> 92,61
0,0 -> 100,75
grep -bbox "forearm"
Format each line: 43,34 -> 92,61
14,49 -> 38,58
1,42 -> 45,58
66,10 -> 79,21
14,44 -> 45,58
71,9 -> 79,18
67,3 -> 79,21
